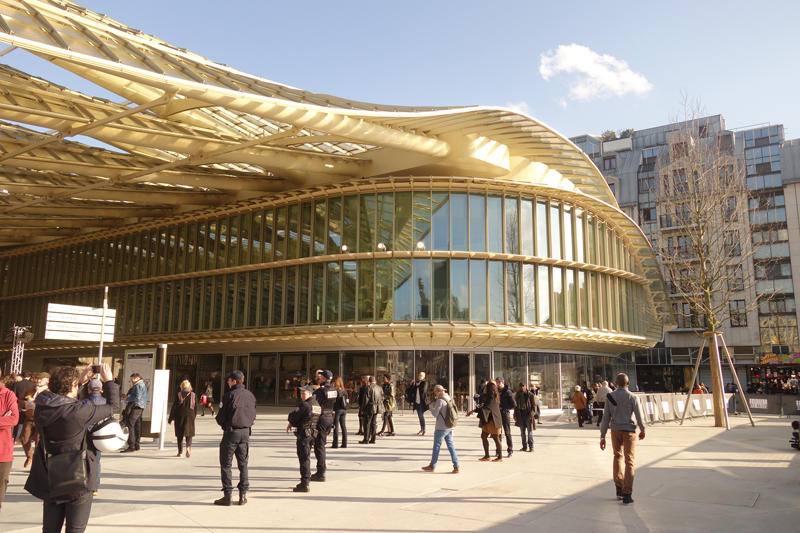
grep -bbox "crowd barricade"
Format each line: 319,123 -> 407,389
780,395 -> 800,416
740,393 -> 783,415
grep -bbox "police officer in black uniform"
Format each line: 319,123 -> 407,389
215,370 -> 257,506
310,369 -> 340,482
287,385 -> 321,492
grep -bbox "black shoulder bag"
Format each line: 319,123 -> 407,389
40,426 -> 90,498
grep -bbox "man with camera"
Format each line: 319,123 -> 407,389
215,370 -> 256,506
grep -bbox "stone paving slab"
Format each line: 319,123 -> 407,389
2,410 -> 798,533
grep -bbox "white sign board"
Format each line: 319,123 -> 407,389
645,402 -> 654,415
692,399 -> 701,410
123,351 -> 155,420
45,303 -> 116,343
149,369 -> 171,437
705,399 -> 713,409
662,401 -> 670,414
677,400 -> 685,413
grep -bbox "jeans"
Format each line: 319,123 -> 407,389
314,414 -> 333,473
586,405 -> 593,424
519,416 -> 533,450
430,428 -> 459,469
126,407 -> 143,449
42,491 -> 93,533
414,403 -> 426,431
611,430 -> 637,495
500,410 -> 513,452
220,428 -> 250,495
380,411 -> 394,434
333,409 -> 347,446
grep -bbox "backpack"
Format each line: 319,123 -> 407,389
442,397 -> 459,428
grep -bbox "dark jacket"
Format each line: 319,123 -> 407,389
410,380 -> 428,412
216,384 -> 256,431
25,381 -> 119,504
499,386 -> 517,412
479,394 -> 502,428
168,391 -> 197,438
364,382 -> 384,415
12,378 -> 33,400
515,390 -> 533,414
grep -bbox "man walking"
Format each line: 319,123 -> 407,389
496,377 -> 516,458
215,370 -> 257,506
515,383 -> 534,452
421,384 -> 459,473
121,373 -> 148,453
600,373 -> 646,505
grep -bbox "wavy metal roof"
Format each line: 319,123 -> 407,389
0,0 -> 672,330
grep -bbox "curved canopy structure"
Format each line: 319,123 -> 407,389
0,0 -> 673,345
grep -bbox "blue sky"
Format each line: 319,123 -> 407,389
5,0 -> 800,139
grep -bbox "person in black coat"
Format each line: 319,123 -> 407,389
214,370 -> 256,506
496,377 -> 517,457
25,364 -> 119,533
408,372 -> 428,435
168,380 -> 197,458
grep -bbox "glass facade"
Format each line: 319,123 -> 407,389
0,188 -> 652,342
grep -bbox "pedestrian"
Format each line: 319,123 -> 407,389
408,372 -> 428,435
583,381 -> 595,425
469,380 -> 503,462
599,373 -> 646,505
421,384 -> 459,473
201,380 -> 216,417
310,370 -> 341,482
81,379 -> 106,495
214,370 -> 256,506
514,383 -> 534,452
331,376 -> 348,449
19,372 -> 49,468
360,375 -> 383,444
11,371 -> 33,443
572,385 -> 588,427
356,376 -> 367,436
496,377 -> 516,457
121,373 -> 147,453
168,380 -> 197,458
595,381 -> 612,428
0,376 -> 19,512
24,364 -> 118,533
378,374 -> 396,436
287,385 -> 321,492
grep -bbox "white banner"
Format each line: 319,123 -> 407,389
44,330 -> 114,342
149,369 -> 170,437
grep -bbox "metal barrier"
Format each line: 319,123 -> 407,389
782,396 -> 800,416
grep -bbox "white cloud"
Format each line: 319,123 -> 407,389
540,44 -> 653,101
505,101 -> 531,115
555,97 -> 568,110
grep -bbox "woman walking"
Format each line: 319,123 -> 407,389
469,380 -> 504,462
378,373 -> 395,436
201,380 -> 215,416
168,380 -> 197,457
331,376 -> 348,448
572,385 -> 588,427
24,364 -> 118,533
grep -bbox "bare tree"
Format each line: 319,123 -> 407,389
654,96 -> 772,426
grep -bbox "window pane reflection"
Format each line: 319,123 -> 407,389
451,259 -> 469,321
469,194 -> 486,252
413,258 -> 431,320
489,260 -> 504,322
470,259 -> 487,322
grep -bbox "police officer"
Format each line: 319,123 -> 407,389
214,370 -> 256,506
310,369 -> 339,482
287,385 -> 321,492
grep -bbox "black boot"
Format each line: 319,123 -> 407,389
310,472 -> 326,482
239,493 -> 247,505
293,482 -> 310,493
214,493 -> 232,506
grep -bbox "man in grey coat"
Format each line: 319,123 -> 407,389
360,376 -> 384,444
599,373 -> 645,505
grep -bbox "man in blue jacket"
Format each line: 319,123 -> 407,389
121,373 -> 148,453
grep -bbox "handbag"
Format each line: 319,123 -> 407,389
40,426 -> 89,498
201,394 -> 208,405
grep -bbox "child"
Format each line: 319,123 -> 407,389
791,420 -> 799,450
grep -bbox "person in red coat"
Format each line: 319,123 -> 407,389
0,379 -> 21,511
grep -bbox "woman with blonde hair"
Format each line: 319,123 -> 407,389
168,380 -> 197,457
572,385 -> 588,427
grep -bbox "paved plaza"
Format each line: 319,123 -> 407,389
2,411 -> 797,533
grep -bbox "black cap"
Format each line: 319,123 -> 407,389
227,370 -> 244,380
321,370 -> 333,380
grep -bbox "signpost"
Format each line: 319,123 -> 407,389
44,301 -> 115,344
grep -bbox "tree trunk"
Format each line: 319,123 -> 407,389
709,335 -> 727,428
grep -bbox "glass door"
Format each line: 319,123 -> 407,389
223,354 -> 250,395
278,352 -> 307,406
452,353 -> 471,413
249,353 -> 277,406
342,350 -> 375,406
